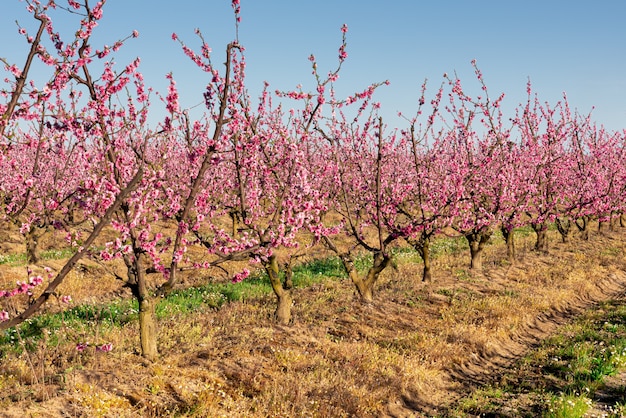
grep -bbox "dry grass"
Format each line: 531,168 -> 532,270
0,225 -> 625,416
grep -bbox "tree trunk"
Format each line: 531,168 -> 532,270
283,258 -> 295,290
229,209 -> 240,239
339,255 -> 369,302
420,237 -> 432,282
620,213 -> 625,228
125,253 -> 158,361
501,226 -> 516,263
531,222 -> 549,253
321,236 -> 391,304
575,216 -> 589,240
411,234 -> 432,282
468,242 -> 482,270
340,251 -> 390,303
264,254 -> 292,325
138,296 -> 158,361
555,217 -> 571,243
464,230 -> 491,270
25,227 -> 40,264
355,276 -> 375,303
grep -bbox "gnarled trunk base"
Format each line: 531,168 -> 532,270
555,217 -> 571,243
531,223 -> 549,253
265,255 -> 292,325
465,230 -> 491,270
411,234 -> 433,282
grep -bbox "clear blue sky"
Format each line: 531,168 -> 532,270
2,1 -> 625,132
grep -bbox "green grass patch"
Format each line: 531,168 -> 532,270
0,247 -> 77,266
601,246 -> 622,257
455,386 -> 507,415
0,253 -> 27,265
545,392 -> 592,418
430,235 -> 469,257
541,309 -> 626,393
0,254 -> 348,355
291,256 -> 346,284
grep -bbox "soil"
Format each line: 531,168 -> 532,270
1,228 -> 626,417
395,272 -> 626,417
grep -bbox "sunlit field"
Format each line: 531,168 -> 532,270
2,1 -> 626,417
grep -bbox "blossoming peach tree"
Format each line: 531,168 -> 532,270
1,0 -> 625,362
1,0 -> 389,358
0,0 -> 145,338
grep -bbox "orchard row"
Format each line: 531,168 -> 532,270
1,1 -> 624,359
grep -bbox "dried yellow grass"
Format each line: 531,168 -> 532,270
0,226 -> 625,416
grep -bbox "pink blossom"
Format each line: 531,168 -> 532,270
165,73 -> 180,114
231,0 -> 241,14
232,268 -> 250,283
91,3 -> 104,20
19,223 -> 31,234
29,276 -> 43,286
96,343 -> 113,352
338,45 -> 348,61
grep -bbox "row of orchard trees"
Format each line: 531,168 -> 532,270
1,1 -> 625,360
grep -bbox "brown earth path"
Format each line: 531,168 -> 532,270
387,271 -> 626,417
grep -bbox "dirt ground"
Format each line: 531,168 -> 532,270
1,227 -> 626,417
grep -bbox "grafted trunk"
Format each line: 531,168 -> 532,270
501,226 -> 516,263
555,217 -> 571,243
464,230 -> 491,270
264,254 -> 292,325
531,222 -> 549,253
355,273 -> 375,303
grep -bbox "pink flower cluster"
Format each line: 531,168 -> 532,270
232,268 -> 250,283
0,276 -> 44,299
96,342 -> 113,352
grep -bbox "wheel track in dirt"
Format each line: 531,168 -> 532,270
387,270 -> 626,417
